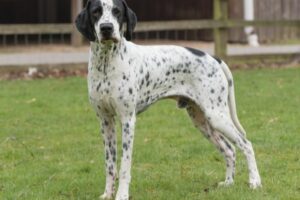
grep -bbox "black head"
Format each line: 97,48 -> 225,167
75,0 -> 137,43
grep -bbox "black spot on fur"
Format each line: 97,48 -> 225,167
185,47 -> 206,57
146,96 -> 150,102
221,86 -> 225,92
225,140 -> 232,150
185,62 -> 191,67
213,56 -> 222,64
178,98 -> 189,109
96,82 -> 101,91
153,83 -> 157,89
104,120 -> 109,126
146,81 -> 151,87
109,169 -> 114,176
145,72 -> 150,81
218,96 -> 222,103
140,79 -> 144,87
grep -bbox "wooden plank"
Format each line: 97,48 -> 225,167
46,0 -> 57,22
255,0 -> 263,42
291,0 -> 298,39
0,24 -> 73,35
135,20 -> 300,32
214,0 -> 228,59
0,20 -> 299,36
227,53 -> 300,65
223,20 -> 300,28
136,20 -> 225,31
275,0 -> 283,41
282,0 -> 290,40
297,0 -> 300,39
71,0 -> 83,46
267,0 -> 275,42
228,0 -> 244,43
257,0 -> 270,42
268,0 -> 275,42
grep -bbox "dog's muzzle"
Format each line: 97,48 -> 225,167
100,23 -> 116,42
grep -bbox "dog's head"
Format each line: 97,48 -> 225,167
75,0 -> 137,44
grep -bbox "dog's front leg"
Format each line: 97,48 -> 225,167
116,114 -> 136,200
100,117 -> 117,200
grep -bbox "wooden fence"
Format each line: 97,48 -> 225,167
0,0 -> 299,60
229,0 -> 300,43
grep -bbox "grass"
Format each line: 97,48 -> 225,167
1,67 -> 300,200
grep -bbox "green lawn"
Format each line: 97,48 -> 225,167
1,67 -> 300,200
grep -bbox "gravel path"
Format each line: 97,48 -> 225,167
0,42 -> 299,67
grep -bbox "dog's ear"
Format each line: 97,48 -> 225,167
122,0 -> 137,41
75,0 -> 96,42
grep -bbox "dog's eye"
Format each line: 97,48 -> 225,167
112,7 -> 121,16
92,8 -> 102,18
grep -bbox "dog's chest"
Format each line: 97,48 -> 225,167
88,51 -> 136,115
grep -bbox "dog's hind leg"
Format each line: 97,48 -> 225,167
100,116 -> 117,200
205,109 -> 261,189
186,102 -> 236,186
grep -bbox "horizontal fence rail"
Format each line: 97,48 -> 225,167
0,24 -> 73,35
0,19 -> 299,60
135,20 -> 300,32
0,20 -> 299,35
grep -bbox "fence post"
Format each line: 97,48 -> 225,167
71,0 -> 83,46
214,0 -> 228,59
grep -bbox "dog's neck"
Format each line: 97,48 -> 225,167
90,38 -> 128,74
91,38 -> 126,60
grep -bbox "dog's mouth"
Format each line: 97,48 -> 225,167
100,36 -> 119,44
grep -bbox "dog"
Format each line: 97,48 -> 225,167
75,0 -> 262,199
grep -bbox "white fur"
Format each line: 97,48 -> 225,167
81,1 -> 262,199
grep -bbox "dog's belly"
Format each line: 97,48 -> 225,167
133,45 -> 228,114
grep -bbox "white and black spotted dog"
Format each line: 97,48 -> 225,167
76,0 -> 261,199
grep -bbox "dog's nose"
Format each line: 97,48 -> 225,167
100,23 -> 114,36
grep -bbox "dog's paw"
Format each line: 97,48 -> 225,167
218,180 -> 234,187
100,193 -> 113,200
249,179 -> 262,189
115,193 -> 129,200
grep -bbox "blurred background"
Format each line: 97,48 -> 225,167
0,0 -> 299,78
0,0 -> 299,45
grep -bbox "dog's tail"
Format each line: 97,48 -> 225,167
220,61 -> 246,136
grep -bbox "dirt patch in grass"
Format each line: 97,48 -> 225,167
0,44 -> 89,54
0,68 -> 87,81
